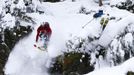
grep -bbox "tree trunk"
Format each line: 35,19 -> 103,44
99,0 -> 103,6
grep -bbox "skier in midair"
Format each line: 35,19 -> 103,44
35,22 -> 52,49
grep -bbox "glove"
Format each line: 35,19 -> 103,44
34,44 -> 37,47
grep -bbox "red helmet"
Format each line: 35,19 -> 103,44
41,22 -> 50,28
44,22 -> 49,27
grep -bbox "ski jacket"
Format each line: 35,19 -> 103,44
36,23 -> 52,42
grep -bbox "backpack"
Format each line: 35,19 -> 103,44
93,13 -> 100,18
93,10 -> 103,18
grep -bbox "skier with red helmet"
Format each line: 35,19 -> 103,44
35,22 -> 52,50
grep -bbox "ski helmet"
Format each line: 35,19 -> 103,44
44,22 -> 49,28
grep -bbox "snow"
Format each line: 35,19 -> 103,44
99,14 -> 134,47
3,0 -> 134,75
110,0 -> 126,6
85,57 -> 134,75
4,1 -> 91,74
124,33 -> 133,47
3,13 -> 15,28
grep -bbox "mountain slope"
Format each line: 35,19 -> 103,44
4,0 -> 134,75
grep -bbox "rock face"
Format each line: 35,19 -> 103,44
0,25 -> 33,75
49,52 -> 94,75
127,71 -> 134,75
0,43 -> 9,75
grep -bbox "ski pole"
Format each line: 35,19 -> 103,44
82,18 -> 94,29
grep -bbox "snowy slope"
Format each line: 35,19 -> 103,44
4,0 -> 134,75
85,57 -> 134,75
98,10 -> 134,47
4,1 -> 96,75
4,14 -> 50,75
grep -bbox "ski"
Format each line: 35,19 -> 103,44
34,44 -> 47,51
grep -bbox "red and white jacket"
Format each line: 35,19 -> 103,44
36,23 -> 52,42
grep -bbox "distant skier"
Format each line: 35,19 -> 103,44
35,22 -> 52,49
